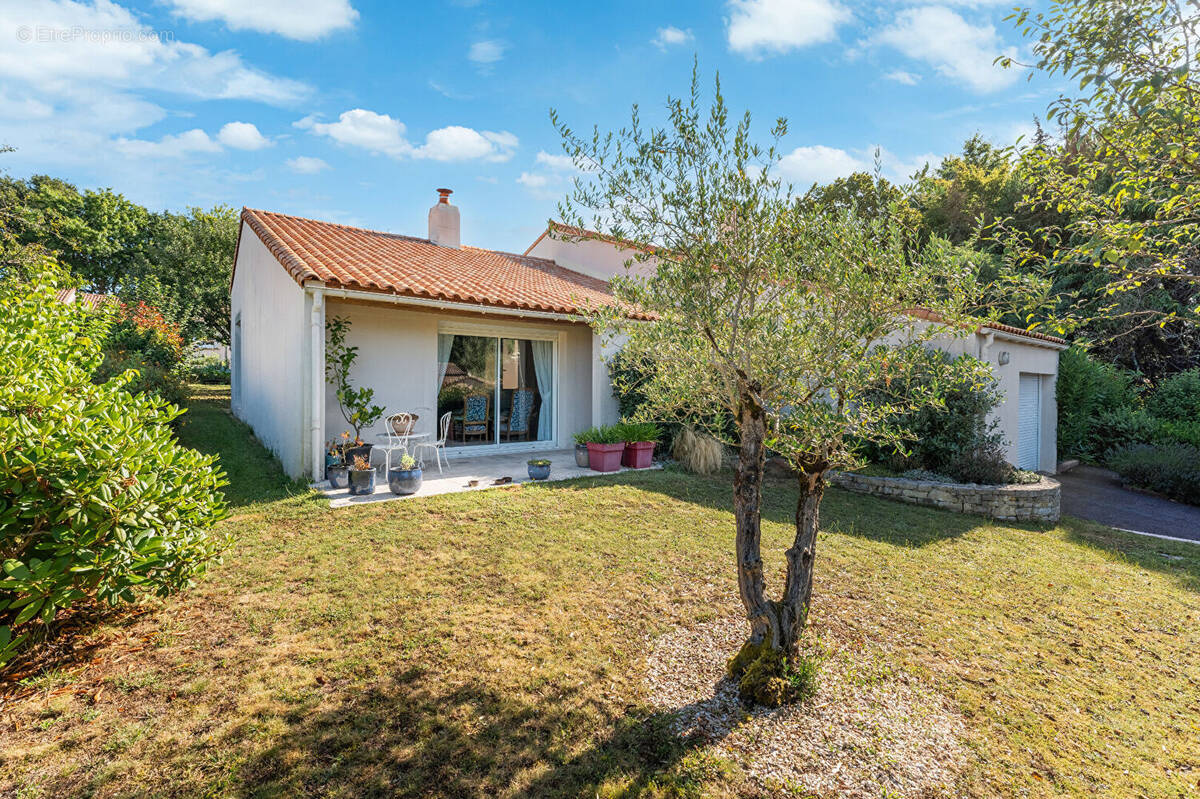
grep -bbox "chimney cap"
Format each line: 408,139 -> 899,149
436,188 -> 453,204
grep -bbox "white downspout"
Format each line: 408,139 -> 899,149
978,330 -> 995,361
309,284 -> 325,483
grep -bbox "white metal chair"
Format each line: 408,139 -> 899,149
377,412 -> 416,472
415,411 -> 451,474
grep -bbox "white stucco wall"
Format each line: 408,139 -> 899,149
926,329 -> 1061,473
526,230 -> 655,282
230,223 -> 309,478
320,298 -> 605,452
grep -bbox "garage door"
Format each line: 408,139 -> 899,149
1017,373 -> 1041,471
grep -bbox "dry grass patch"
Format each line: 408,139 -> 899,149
0,387 -> 1197,798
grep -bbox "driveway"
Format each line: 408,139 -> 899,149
1057,465 -> 1200,542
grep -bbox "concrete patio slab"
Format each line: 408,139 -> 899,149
316,448 -> 659,508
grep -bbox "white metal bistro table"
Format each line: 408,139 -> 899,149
374,432 -> 429,472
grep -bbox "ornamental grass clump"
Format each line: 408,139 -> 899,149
0,272 -> 229,667
671,427 -> 723,474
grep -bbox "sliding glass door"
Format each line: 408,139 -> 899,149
436,333 -> 554,449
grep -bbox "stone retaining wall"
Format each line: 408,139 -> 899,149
827,471 -> 1060,523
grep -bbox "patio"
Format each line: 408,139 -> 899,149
317,448 -> 658,508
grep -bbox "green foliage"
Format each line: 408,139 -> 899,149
0,276 -> 229,666
859,347 -> 1009,482
573,425 -> 624,445
185,355 -> 231,385
92,301 -> 187,406
1088,408 -> 1161,461
614,421 -> 661,443
527,458 -> 551,467
1146,368 -> 1200,423
324,316 -> 384,441
1108,443 -> 1200,505
1055,347 -> 1142,459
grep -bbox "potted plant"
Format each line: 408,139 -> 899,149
326,439 -> 350,489
388,453 -> 423,495
618,421 -> 661,469
347,454 -> 376,496
584,424 -> 625,473
527,458 -> 552,480
572,428 -> 595,468
326,316 -> 385,462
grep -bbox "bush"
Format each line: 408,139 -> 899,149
1154,418 -> 1200,449
1088,407 -> 1161,460
860,347 -> 1009,482
614,420 -> 661,443
0,277 -> 229,667
186,354 -> 230,385
93,300 -> 187,405
1147,368 -> 1200,423
671,426 -> 724,474
1108,443 -> 1200,505
1056,347 -> 1142,461
573,425 -> 624,445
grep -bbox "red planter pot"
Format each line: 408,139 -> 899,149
587,442 -> 625,472
622,441 -> 657,468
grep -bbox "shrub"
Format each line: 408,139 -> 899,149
1147,368 -> 1200,423
671,426 -> 724,474
1154,418 -> 1200,449
1089,407 -> 1161,460
0,277 -> 229,666
325,316 -> 384,441
1108,443 -> 1200,505
946,436 -> 1013,485
186,355 -> 230,385
614,421 -> 661,443
1055,347 -> 1142,460
93,300 -> 187,405
573,424 -> 625,445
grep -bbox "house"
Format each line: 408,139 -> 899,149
229,189 -> 1066,482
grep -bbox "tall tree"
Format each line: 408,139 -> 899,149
1001,0 -> 1200,355
552,70 -> 979,695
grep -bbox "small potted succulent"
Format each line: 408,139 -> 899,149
527,458 -> 552,480
388,453 -> 423,495
617,421 -> 661,469
572,430 -> 592,468
347,454 -> 377,496
582,424 -> 625,473
326,441 -> 349,489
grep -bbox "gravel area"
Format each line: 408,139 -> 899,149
645,616 -> 966,797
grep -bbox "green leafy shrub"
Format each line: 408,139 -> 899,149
1108,444 -> 1200,505
185,355 -> 230,385
1089,408 -> 1161,460
573,425 -> 625,445
1056,347 -> 1142,461
92,300 -> 187,405
1154,418 -> 1200,449
1147,368 -> 1200,423
860,348 -> 1009,482
0,277 -> 229,666
614,421 -> 661,443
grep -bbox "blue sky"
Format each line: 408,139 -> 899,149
0,0 -> 1059,252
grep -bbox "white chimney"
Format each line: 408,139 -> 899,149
428,188 -> 460,248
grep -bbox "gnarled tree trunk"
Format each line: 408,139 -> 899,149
733,392 -> 773,647
780,467 -> 824,656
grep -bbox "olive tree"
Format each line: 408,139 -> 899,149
552,71 -> 979,697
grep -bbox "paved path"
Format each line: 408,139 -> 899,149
1057,465 -> 1200,542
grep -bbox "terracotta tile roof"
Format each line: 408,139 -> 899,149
240,208 -> 647,319
908,307 -> 1068,347
53,287 -> 112,310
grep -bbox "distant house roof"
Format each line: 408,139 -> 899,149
54,287 -> 112,311
238,208 -> 649,319
908,307 -> 1068,347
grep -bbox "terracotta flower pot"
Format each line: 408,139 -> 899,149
587,442 -> 625,473
389,415 -> 419,436
622,441 -> 656,469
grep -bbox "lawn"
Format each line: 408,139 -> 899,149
1,386 -> 1198,798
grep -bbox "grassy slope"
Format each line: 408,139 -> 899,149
1,387 -> 1198,798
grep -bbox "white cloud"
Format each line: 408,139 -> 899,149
778,144 -> 938,186
877,6 -> 1018,93
535,151 -> 578,171
516,172 -> 549,189
218,121 -> 271,150
287,155 -> 330,173
653,26 -> 694,49
884,69 -> 921,85
114,128 -> 222,158
468,39 -> 506,64
726,0 -> 848,59
164,0 -> 358,40
305,108 -> 518,162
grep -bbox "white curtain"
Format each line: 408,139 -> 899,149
436,333 -> 455,388
531,340 -> 553,440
